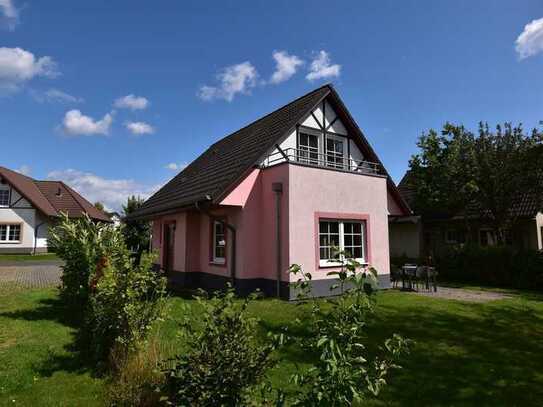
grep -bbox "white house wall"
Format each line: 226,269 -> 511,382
536,212 -> 543,251
0,182 -> 48,253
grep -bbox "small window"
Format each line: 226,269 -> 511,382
326,137 -> 344,169
212,220 -> 226,264
479,229 -> 495,247
0,224 -> 21,242
319,219 -> 366,266
299,133 -> 319,165
0,189 -> 9,206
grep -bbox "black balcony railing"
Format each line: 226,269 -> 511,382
261,147 -> 381,175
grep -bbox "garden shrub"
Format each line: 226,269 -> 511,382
288,253 -> 409,406
162,286 -> 284,406
436,245 -> 543,290
49,213 -> 125,306
49,213 -> 167,364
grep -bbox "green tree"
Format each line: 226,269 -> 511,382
94,201 -> 105,212
409,122 -> 542,245
122,195 -> 150,256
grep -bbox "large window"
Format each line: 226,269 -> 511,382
212,220 -> 226,264
0,224 -> 21,243
319,219 -> 366,266
0,189 -> 9,206
299,132 -> 319,165
326,137 -> 344,169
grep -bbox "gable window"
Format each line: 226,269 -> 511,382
319,219 -> 366,266
0,189 -> 9,206
0,224 -> 21,243
212,220 -> 226,264
326,136 -> 345,169
299,132 -> 319,165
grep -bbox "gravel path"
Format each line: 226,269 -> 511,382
411,286 -> 511,302
0,262 -> 62,289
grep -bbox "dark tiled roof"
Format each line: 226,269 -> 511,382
0,166 -> 111,222
133,85 -> 331,218
397,170 -> 543,219
133,84 -> 411,218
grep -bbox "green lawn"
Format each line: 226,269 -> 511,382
1,285 -> 542,406
0,253 -> 59,262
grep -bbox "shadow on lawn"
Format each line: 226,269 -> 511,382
0,293 -> 101,377
367,300 -> 543,407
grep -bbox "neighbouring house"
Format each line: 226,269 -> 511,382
130,84 -> 410,299
389,170 -> 543,259
0,166 -> 111,254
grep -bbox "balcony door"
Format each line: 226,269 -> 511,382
326,135 -> 345,169
299,132 -> 319,165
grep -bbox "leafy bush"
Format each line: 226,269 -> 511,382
49,213 -> 124,305
288,254 -> 409,406
49,213 -> 167,364
88,250 -> 167,362
436,245 -> 543,290
163,287 -> 284,406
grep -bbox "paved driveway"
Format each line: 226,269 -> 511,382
0,260 -> 62,289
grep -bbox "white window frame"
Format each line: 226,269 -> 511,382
212,220 -> 226,264
298,132 -> 320,165
0,187 -> 9,207
0,224 -> 22,243
318,219 -> 366,267
325,134 -> 346,169
479,228 -> 496,247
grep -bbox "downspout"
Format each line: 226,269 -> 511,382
272,183 -> 283,298
195,196 -> 237,288
33,222 -> 45,255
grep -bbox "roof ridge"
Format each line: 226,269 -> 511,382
210,84 -> 333,148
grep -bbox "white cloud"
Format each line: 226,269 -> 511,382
114,94 -> 149,110
32,88 -> 83,104
47,169 -> 161,212
0,0 -> 18,30
15,165 -> 31,176
0,47 -> 58,92
515,17 -> 543,59
125,121 -> 155,136
165,162 -> 188,171
61,109 -> 113,136
306,50 -> 341,81
269,51 -> 304,84
198,61 -> 258,102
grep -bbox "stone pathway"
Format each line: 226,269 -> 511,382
410,286 -> 511,303
0,262 -> 62,289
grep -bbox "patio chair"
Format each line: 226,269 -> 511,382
390,265 -> 401,288
427,266 -> 438,292
414,266 -> 428,291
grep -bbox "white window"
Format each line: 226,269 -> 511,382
326,136 -> 345,169
298,132 -> 319,165
0,224 -> 21,243
212,220 -> 226,264
479,229 -> 496,247
319,219 -> 366,266
0,189 -> 9,206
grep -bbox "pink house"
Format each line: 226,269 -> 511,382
131,85 -> 410,299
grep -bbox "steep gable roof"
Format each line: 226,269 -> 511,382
132,84 -> 411,218
0,166 -> 111,222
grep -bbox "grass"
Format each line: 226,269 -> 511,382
1,286 -> 542,406
0,253 -> 59,262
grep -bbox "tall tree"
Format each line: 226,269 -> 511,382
409,122 -> 542,245
94,201 -> 105,212
122,195 -> 150,256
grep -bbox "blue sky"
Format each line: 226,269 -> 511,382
2,0 -> 543,210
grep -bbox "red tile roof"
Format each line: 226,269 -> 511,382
0,166 -> 111,222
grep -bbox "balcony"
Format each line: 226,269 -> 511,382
261,147 -> 381,176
